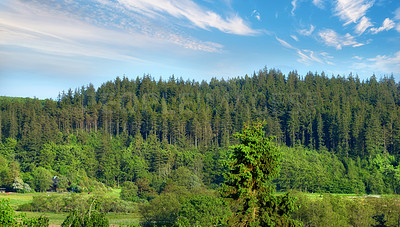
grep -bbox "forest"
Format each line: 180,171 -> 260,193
1,68 -> 400,225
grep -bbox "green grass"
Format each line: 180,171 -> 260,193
19,212 -> 141,226
0,193 -> 34,209
108,188 -> 122,198
1,190 -> 141,226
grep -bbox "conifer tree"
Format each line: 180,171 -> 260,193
223,121 -> 301,226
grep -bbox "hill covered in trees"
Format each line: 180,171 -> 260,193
0,68 -> 399,195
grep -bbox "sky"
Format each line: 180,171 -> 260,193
0,0 -> 399,99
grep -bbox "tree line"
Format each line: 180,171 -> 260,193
0,68 -> 399,194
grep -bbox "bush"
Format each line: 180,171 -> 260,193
1,198 -> 49,227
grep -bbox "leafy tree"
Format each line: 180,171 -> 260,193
120,181 -> 138,202
139,193 -> 181,226
223,122 -> 301,226
32,167 -> 53,192
12,177 -> 32,193
61,198 -> 109,227
176,195 -> 231,226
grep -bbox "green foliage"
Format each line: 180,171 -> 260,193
0,198 -> 49,227
61,198 -> 109,227
139,193 -> 181,226
176,195 -> 231,226
0,198 -> 18,226
223,122 -> 301,226
291,192 -> 400,227
120,181 -> 139,202
31,167 -> 53,192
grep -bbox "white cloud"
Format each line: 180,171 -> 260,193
117,0 -> 259,35
318,29 -> 363,49
370,18 -> 395,34
355,16 -> 372,34
276,37 -> 295,49
353,56 -> 363,60
0,0 -> 228,61
313,0 -> 324,8
297,50 -> 323,64
291,0 -> 297,16
394,7 -> 400,20
297,50 -> 335,65
298,25 -> 315,36
397,24 -> 400,32
335,0 -> 374,25
353,51 -> 400,74
276,36 -> 333,65
252,10 -> 261,21
291,35 -> 299,41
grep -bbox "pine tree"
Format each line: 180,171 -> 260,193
223,122 -> 301,226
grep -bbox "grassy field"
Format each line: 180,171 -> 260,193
2,190 -> 399,226
19,211 -> 140,226
0,192 -> 35,209
1,190 -> 140,226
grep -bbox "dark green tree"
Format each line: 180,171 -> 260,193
223,122 -> 301,226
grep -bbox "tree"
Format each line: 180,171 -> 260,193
120,181 -> 138,202
32,167 -> 53,192
176,195 -> 231,226
223,121 -> 301,226
61,198 -> 109,227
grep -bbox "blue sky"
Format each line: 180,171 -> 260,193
1,0 -> 399,99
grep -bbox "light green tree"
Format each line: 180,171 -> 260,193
32,167 -> 53,192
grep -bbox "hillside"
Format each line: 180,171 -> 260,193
0,68 -> 399,195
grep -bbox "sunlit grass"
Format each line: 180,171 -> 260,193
0,193 -> 34,209
18,211 -> 141,226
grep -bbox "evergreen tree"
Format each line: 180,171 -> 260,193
223,122 -> 301,226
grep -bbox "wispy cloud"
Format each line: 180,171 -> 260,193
298,50 -> 334,65
291,35 -> 299,41
298,25 -> 315,36
276,36 -> 333,65
353,51 -> 400,75
0,0 -> 243,67
318,29 -> 363,49
335,0 -> 374,26
355,16 -> 372,34
297,50 -> 323,64
370,18 -> 395,34
291,0 -> 297,16
312,0 -> 324,9
252,10 -> 261,21
117,0 -> 259,35
394,7 -> 400,20
276,37 -> 296,49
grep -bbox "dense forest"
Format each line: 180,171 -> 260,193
0,68 -> 400,196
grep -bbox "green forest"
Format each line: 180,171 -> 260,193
1,68 -> 400,226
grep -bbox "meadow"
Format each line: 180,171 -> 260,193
2,190 -> 400,226
0,190 -> 140,226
